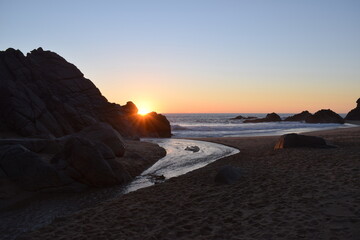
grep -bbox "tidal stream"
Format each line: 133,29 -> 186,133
0,139 -> 239,240
124,138 -> 239,193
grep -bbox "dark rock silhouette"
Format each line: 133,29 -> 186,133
231,115 -> 257,120
132,112 -> 172,138
51,137 -> 131,187
0,145 -> 71,191
305,109 -> 344,124
0,123 -> 131,190
122,101 -> 139,115
75,122 -> 126,157
232,115 -> 245,120
345,98 -> 360,120
274,133 -> 333,149
0,138 -> 62,154
244,112 -> 281,123
215,165 -> 242,184
284,111 -> 313,122
0,47 -> 171,138
0,47 -> 170,195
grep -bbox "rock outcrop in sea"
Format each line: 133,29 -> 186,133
231,115 -> 256,120
284,111 -> 312,122
244,112 -> 281,123
305,109 -> 344,124
0,48 -> 170,200
345,98 -> 360,121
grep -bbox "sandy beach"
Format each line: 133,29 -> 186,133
20,127 -> 360,240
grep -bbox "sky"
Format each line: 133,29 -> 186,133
1,0 -> 359,113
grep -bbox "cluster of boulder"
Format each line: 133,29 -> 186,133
0,48 -> 171,200
233,98 -> 360,124
233,109 -> 346,124
0,47 -> 171,138
215,98 -> 360,185
0,123 -> 137,198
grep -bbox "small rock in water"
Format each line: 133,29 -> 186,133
185,146 -> 200,152
215,165 -> 242,184
147,174 -> 166,183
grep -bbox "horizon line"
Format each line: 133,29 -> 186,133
159,112 -> 348,115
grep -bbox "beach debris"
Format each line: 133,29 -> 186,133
185,146 -> 200,152
146,174 -> 166,183
215,165 -> 242,184
274,133 -> 335,149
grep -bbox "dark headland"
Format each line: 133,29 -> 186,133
0,48 -> 171,209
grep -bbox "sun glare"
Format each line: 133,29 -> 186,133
138,107 -> 151,116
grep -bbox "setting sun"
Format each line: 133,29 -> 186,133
136,101 -> 153,116
138,107 -> 151,116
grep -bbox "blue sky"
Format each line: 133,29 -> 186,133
1,0 -> 359,113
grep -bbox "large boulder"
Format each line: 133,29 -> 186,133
75,122 -> 126,157
215,165 -> 242,184
345,98 -> 360,121
0,48 -> 171,138
305,109 -> 344,124
274,133 -> 333,149
284,111 -> 313,122
131,112 -> 172,137
0,139 -> 61,154
52,137 -> 131,187
0,145 -> 68,191
244,112 -> 281,123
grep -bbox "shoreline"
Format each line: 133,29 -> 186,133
21,126 -> 360,239
0,140 -> 166,240
189,125 -> 360,148
124,138 -> 239,194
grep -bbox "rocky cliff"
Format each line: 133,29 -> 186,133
0,47 -> 171,138
0,48 -> 170,203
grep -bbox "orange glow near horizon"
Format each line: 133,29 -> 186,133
138,108 -> 151,116
113,95 -> 356,115
100,77 -> 358,115
136,101 -> 153,116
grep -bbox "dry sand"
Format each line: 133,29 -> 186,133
21,127 -> 360,240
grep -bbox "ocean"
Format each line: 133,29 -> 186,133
164,113 -> 352,138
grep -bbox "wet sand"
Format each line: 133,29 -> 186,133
21,127 -> 360,240
0,140 -> 166,240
